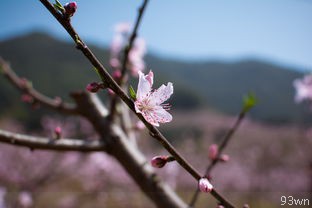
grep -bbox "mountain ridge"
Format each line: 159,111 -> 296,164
0,32 -> 309,125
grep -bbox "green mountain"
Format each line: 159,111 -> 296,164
0,32 -> 310,125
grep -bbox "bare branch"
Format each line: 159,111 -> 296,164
38,1 -> 235,207
189,109 -> 247,207
120,0 -> 149,80
0,57 -> 77,115
109,0 -> 149,120
0,129 -> 106,152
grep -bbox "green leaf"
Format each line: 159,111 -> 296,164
129,85 -> 137,100
53,0 -> 64,12
242,92 -> 257,112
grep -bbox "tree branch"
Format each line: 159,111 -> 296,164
70,90 -> 187,208
189,109 -> 247,207
0,129 -> 106,152
121,0 -> 149,82
0,57 -> 77,115
38,1 -> 235,207
109,0 -> 149,120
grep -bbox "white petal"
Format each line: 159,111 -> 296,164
141,110 -> 160,127
150,106 -> 172,124
150,82 -> 173,105
136,71 -> 151,100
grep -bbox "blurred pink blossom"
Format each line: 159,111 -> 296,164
128,38 -> 146,76
112,69 -> 121,79
219,154 -> 230,162
21,94 -> 33,103
293,74 -> 312,103
114,22 -> 131,34
18,191 -> 33,207
0,187 -> 6,208
134,71 -> 173,126
110,22 -> 146,75
108,88 -> 115,96
208,144 -> 218,160
54,126 -> 62,139
198,178 -> 213,193
135,120 -> 145,130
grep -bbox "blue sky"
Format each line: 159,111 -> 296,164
0,0 -> 312,71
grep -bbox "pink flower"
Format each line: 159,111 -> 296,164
128,38 -> 146,75
110,23 -> 131,69
198,178 -> 213,193
110,22 -> 146,75
134,71 -> 173,126
208,144 -> 219,160
18,191 -> 33,207
293,74 -> 312,103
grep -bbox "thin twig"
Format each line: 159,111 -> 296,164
120,0 -> 149,81
188,110 -> 247,207
109,0 -> 149,119
0,58 -> 77,115
0,129 -> 106,152
38,1 -> 235,207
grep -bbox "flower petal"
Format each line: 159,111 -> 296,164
141,110 -> 160,127
150,106 -> 172,124
136,71 -> 152,100
150,82 -> 173,105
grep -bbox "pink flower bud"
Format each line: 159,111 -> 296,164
110,58 -> 120,68
216,205 -> 225,208
86,82 -> 101,93
243,204 -> 250,208
54,126 -> 62,139
219,154 -> 230,162
21,94 -> 33,103
19,78 -> 29,88
198,178 -> 213,193
108,88 -> 115,96
64,2 -> 77,17
112,70 -> 122,81
208,144 -> 219,160
151,156 -> 168,168
135,121 -> 145,130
